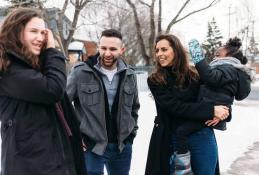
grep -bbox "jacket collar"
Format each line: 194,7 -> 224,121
6,50 -> 33,68
210,57 -> 241,68
210,56 -> 256,82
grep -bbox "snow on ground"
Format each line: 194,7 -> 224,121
253,74 -> 259,87
215,105 -> 259,173
252,80 -> 259,87
130,92 -> 156,175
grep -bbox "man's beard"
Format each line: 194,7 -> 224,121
101,55 -> 118,68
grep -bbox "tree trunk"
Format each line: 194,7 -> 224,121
148,0 -> 156,65
158,0 -> 162,33
126,0 -> 150,65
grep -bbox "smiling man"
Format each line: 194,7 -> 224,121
66,29 -> 140,175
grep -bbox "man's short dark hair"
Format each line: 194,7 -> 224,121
101,29 -> 122,40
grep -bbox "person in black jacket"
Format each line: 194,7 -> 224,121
169,37 -> 254,175
145,34 -> 229,175
0,8 -> 86,175
189,37 -> 254,128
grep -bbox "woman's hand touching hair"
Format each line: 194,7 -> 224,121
44,29 -> 55,49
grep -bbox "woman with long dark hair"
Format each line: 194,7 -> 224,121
0,8 -> 85,175
145,34 -> 229,175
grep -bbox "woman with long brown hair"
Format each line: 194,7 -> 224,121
0,8 -> 85,175
145,34 -> 229,175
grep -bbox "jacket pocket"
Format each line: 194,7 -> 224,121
80,84 -> 100,106
124,86 -> 134,107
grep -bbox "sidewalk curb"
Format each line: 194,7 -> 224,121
234,99 -> 259,107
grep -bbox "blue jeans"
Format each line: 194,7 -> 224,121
170,127 -> 218,175
84,143 -> 132,175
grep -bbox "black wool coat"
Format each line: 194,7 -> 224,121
145,70 -> 215,175
0,48 -> 86,175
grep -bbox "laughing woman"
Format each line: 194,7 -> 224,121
0,8 -> 85,175
145,34 -> 229,175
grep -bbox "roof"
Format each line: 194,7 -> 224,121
68,41 -> 85,51
251,61 -> 259,66
83,41 -> 97,56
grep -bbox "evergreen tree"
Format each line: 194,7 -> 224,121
202,17 -> 223,62
248,35 -> 259,63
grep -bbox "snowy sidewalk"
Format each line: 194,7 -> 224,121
215,103 -> 259,174
222,141 -> 259,175
222,81 -> 259,175
130,91 -> 259,175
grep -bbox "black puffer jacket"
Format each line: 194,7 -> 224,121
196,58 -> 252,130
0,48 -> 86,175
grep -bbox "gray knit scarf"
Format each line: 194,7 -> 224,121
210,57 -> 256,82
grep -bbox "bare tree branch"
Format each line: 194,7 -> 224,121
158,0 -> 162,33
99,0 -> 131,11
62,0 -> 69,12
80,0 -> 90,8
166,0 -> 191,33
56,0 -> 69,46
166,0 -> 219,33
148,0 -> 156,63
139,0 -> 150,7
49,0 -> 91,56
70,0 -> 76,6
